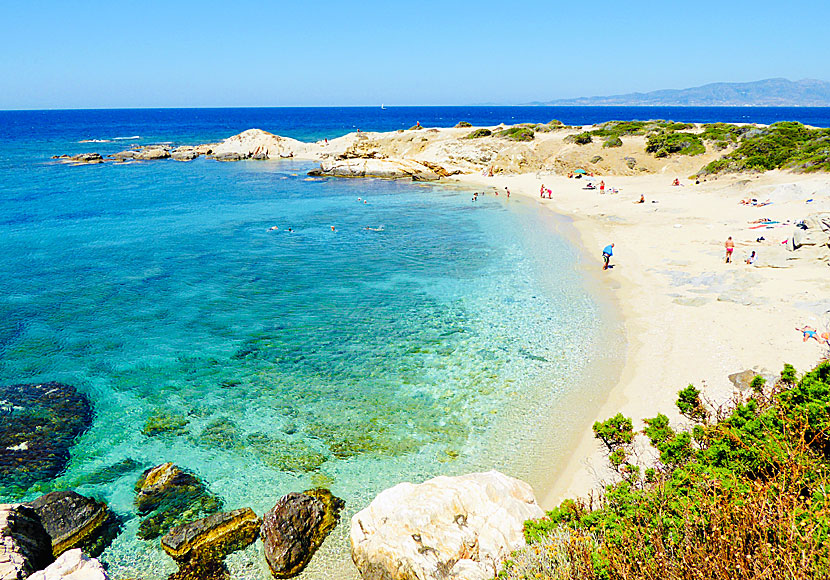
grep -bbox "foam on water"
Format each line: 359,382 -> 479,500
1,152 -> 613,578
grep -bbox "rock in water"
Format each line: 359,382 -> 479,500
161,508 -> 260,580
27,548 -> 108,580
0,504 -> 54,579
0,382 -> 94,490
134,463 -> 222,540
28,491 -> 117,558
161,507 -> 260,561
261,489 -> 345,578
350,471 -> 544,580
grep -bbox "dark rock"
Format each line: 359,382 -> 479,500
68,153 -> 104,163
171,148 -> 199,162
251,152 -> 269,160
161,508 -> 260,566
28,491 -> 119,558
624,156 -> 637,169
0,382 -> 94,490
590,155 -> 603,164
0,504 -> 54,579
213,153 -> 243,162
261,489 -> 345,578
134,464 -> 223,540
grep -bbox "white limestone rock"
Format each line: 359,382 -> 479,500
27,549 -> 108,580
350,470 -> 544,580
209,128 -> 314,160
309,158 -> 441,180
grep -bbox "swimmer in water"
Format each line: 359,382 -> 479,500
365,226 -> 384,232
331,226 -> 336,232
268,226 -> 278,231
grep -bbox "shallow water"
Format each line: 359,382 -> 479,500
0,111 -> 615,578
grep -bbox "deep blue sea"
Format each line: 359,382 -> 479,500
1,106 -> 828,579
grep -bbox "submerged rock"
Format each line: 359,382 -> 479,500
27,548 -> 108,580
0,382 -> 94,490
0,504 -> 54,579
350,471 -> 544,580
161,507 -> 260,580
134,463 -> 223,540
28,491 -> 118,558
261,489 -> 345,578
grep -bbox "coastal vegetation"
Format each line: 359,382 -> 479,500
503,360 -> 830,580
465,128 -> 492,139
702,121 -> 830,174
497,126 -> 535,141
645,130 -> 705,157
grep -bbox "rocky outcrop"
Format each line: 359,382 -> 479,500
171,147 -> 199,162
0,504 -> 53,580
307,159 -> 442,180
53,153 -> 104,164
261,489 -> 345,579
134,463 -> 222,540
0,383 -> 94,489
161,508 -> 260,580
350,471 -> 544,580
27,548 -> 108,580
28,492 -> 117,558
208,129 -> 310,160
135,147 -> 170,161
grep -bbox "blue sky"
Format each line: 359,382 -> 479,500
1,0 -> 827,109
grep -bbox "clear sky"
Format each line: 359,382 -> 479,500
1,0 -> 828,109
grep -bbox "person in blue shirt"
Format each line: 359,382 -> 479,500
602,243 -> 614,270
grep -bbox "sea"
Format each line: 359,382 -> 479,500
1,106 -> 828,579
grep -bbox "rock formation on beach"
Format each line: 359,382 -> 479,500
350,471 -> 544,580
0,504 -> 54,580
27,548 -> 109,580
0,382 -> 94,490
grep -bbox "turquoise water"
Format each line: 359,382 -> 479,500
0,113 -> 611,578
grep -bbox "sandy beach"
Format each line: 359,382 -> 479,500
450,169 -> 830,507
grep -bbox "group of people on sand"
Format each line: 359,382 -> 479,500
539,184 -> 552,198
725,236 -> 760,265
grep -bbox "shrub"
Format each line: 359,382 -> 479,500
603,136 -> 623,148
497,126 -> 535,141
454,121 -> 472,128
571,132 -> 593,145
646,131 -> 705,157
465,128 -> 492,139
516,361 -> 830,579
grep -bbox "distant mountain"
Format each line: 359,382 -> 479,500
529,78 -> 830,107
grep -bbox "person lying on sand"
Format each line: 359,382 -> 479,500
797,326 -> 820,342
634,194 -> 645,204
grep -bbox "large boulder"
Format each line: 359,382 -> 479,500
28,491 -> 117,558
134,464 -> 222,540
0,382 -> 94,490
261,489 -> 345,578
350,471 -> 544,580
308,159 -> 441,180
27,548 -> 108,580
161,507 -> 260,562
0,504 -> 54,579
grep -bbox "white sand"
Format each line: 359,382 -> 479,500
450,170 -> 830,507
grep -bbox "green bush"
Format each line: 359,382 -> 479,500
602,136 -> 622,148
454,121 -> 472,128
512,361 -> 830,580
497,126 -> 535,141
465,128 -> 492,139
701,122 -> 830,174
570,132 -> 593,145
646,131 -> 705,157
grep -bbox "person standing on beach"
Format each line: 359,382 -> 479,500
602,243 -> 614,270
725,236 -> 735,263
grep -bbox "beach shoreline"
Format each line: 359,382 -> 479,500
450,170 -> 830,507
